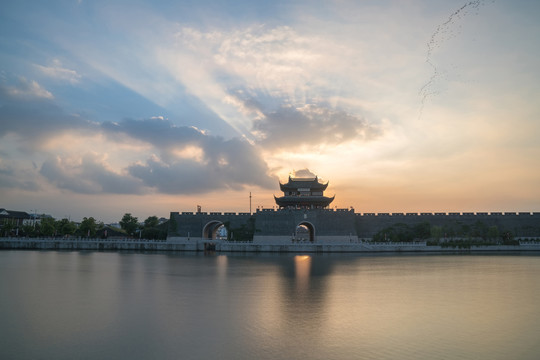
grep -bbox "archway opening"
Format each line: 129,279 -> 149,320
296,222 -> 315,242
202,221 -> 227,240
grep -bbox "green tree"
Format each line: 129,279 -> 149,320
120,213 -> 139,236
141,227 -> 167,240
56,218 -> 77,237
431,225 -> 443,241
487,225 -> 499,240
141,215 -> 167,240
472,221 -> 488,239
79,217 -> 98,237
39,217 -> 56,237
459,224 -> 471,237
2,220 -> 15,236
501,230 -> 516,245
413,222 -> 431,239
144,216 -> 159,228
21,223 -> 36,237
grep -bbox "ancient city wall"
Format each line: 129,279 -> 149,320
168,209 -> 540,241
169,211 -> 252,238
254,208 -> 357,237
355,212 -> 540,238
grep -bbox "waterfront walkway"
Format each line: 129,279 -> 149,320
1,237 -> 540,253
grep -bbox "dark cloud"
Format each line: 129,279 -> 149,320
101,117 -> 204,150
253,104 -> 380,150
113,119 -> 276,193
128,158 -> 216,194
102,117 -> 275,194
37,125 -> 276,195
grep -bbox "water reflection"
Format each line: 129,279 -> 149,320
2,251 -> 540,360
217,254 -> 228,279
294,255 -> 311,294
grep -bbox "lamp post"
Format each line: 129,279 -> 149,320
31,209 -> 37,228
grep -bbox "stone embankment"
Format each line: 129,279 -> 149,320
2,237 -> 540,253
0,237 -> 195,251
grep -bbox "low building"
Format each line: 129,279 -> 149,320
0,209 -> 32,235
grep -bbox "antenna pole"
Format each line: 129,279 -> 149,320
249,192 -> 252,215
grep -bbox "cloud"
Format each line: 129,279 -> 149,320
291,168 -> 317,179
39,153 -> 144,195
127,149 -> 274,195
103,117 -> 276,193
0,81 -> 94,150
2,77 -> 53,100
252,103 -> 380,150
175,24 -> 325,93
1,79 -> 276,195
34,115 -> 278,195
35,59 -> 82,84
101,117 -> 205,152
166,24 -> 384,150
0,158 -> 41,191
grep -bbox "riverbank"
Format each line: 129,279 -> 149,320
2,237 -> 540,253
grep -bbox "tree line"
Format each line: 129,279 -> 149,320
2,213 -> 168,240
119,213 -> 167,240
371,220 -> 518,245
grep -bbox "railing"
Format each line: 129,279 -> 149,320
0,236 -> 167,242
367,241 -> 427,246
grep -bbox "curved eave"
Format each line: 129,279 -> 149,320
279,180 -> 329,192
274,195 -> 335,207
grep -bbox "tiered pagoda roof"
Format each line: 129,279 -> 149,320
274,175 -> 334,209
279,176 -> 329,192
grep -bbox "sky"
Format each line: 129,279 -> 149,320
1,0 -> 539,223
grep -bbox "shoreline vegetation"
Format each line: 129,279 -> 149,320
370,221 -> 537,248
0,213 -> 168,240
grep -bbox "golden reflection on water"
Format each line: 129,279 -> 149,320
294,255 -> 312,293
216,254 -> 228,279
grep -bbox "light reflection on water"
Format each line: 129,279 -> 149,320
1,251 -> 540,360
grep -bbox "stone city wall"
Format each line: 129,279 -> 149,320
168,209 -> 540,241
355,212 -> 540,238
254,208 -> 357,237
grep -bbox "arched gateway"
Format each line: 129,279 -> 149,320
202,221 -> 226,240
295,221 -> 315,242
167,171 -> 358,245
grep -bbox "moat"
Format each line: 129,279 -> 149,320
2,251 -> 540,360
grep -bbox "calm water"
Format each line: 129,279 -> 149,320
1,251 -> 540,360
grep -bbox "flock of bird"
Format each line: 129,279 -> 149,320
418,0 -> 490,119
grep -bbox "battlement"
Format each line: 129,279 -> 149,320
168,171 -> 539,242
354,211 -> 540,238
355,212 -> 537,217
169,209 -> 540,240
255,208 -> 353,213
